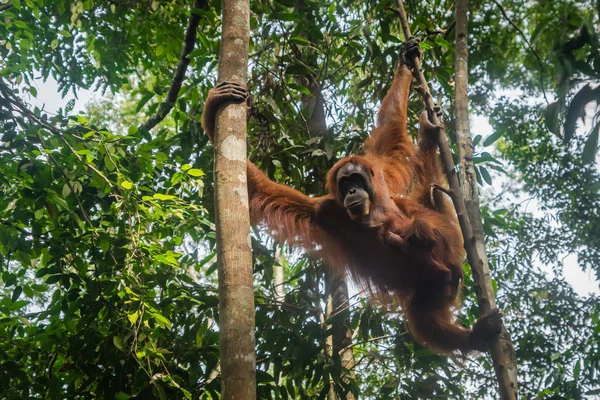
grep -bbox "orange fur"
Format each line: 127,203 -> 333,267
202,63 -> 498,353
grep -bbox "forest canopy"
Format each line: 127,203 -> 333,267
0,0 -> 599,398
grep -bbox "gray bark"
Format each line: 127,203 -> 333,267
393,0 -> 519,398
455,0 -> 518,397
214,0 -> 256,397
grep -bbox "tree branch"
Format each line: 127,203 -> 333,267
491,0 -> 549,105
140,0 -> 206,132
392,0 -> 518,398
0,81 -> 113,187
454,1 -> 518,397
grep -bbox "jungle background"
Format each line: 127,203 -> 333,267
0,0 -> 599,398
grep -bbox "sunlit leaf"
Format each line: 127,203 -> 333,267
187,168 -> 204,177
121,181 -> 134,190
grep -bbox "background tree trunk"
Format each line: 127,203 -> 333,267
291,2 -> 357,397
454,0 -> 518,397
213,0 -> 255,397
300,77 -> 357,399
394,0 -> 519,398
274,247 -> 285,303
326,270 -> 357,400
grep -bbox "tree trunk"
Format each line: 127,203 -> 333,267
274,247 -> 285,303
393,0 -> 518,398
327,271 -> 357,400
213,0 -> 255,397
301,78 -> 357,399
291,4 -> 357,397
454,1 -> 518,398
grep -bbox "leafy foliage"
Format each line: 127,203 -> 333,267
0,0 -> 599,399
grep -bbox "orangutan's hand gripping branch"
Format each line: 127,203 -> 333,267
202,37 -> 502,353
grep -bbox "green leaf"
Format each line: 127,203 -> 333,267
51,39 -> 59,49
155,152 -> 168,163
127,311 -> 139,325
195,328 -> 203,348
544,101 -> 560,136
14,21 -> 27,29
62,183 -> 71,197
574,359 -> 581,378
121,181 -> 134,190
135,92 -> 154,112
46,275 -> 62,284
153,193 -> 177,201
171,172 -> 184,185
275,12 -> 301,21
115,393 -> 131,400
153,313 -> 172,330
187,168 -> 204,177
483,129 -> 504,147
179,387 -> 192,400
564,84 -> 595,143
289,36 -> 311,45
1,130 -> 17,142
104,155 -> 116,171
582,122 -> 599,164
113,335 -> 124,350
100,238 -> 109,252
11,286 -> 22,302
479,166 -> 492,185
153,384 -> 168,400
474,152 -> 502,165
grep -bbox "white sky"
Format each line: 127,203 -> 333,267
26,77 -> 600,297
473,114 -> 599,297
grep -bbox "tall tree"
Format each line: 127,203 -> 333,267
395,0 -> 519,397
454,0 -> 518,398
213,0 -> 256,398
0,0 -> 598,398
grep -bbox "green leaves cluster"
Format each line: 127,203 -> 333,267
0,0 -> 599,399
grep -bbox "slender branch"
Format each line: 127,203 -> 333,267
491,0 -> 549,105
431,183 -> 452,197
34,130 -> 95,229
454,1 -> 518,397
392,0 -> 518,399
339,334 -> 396,353
0,81 -> 113,187
0,3 -> 12,12
140,0 -> 206,132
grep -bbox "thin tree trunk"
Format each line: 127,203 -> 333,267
301,78 -> 357,399
454,1 -> 518,397
327,271 -> 357,400
214,0 -> 255,397
140,0 -> 206,132
393,0 -> 518,398
291,4 -> 357,397
274,247 -> 285,303
324,291 -> 336,400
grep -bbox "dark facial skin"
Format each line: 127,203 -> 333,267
336,163 -> 374,220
